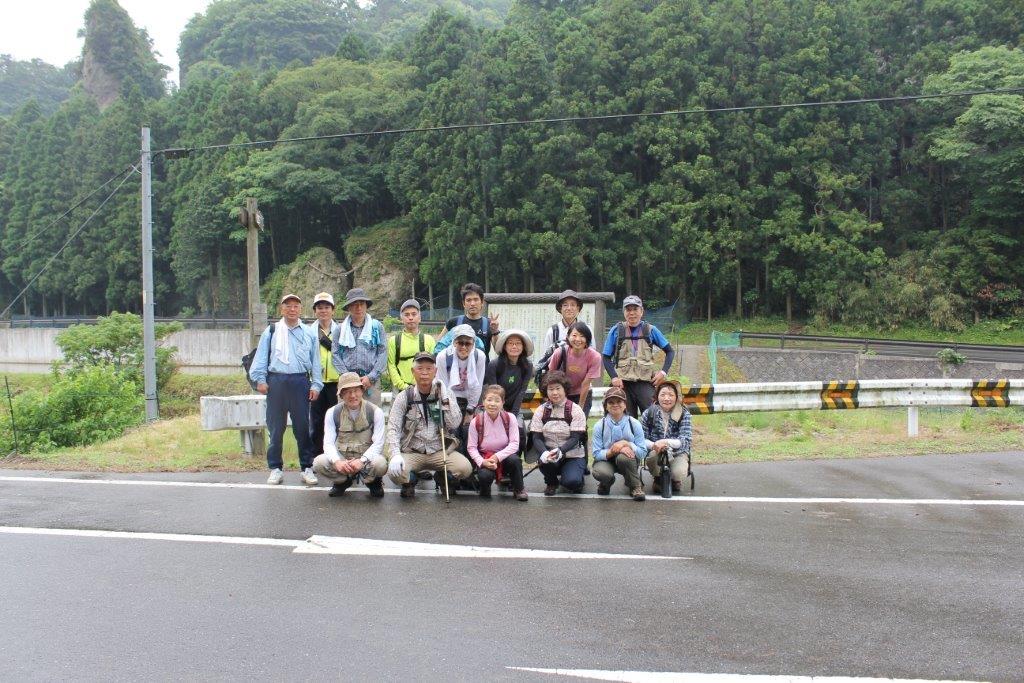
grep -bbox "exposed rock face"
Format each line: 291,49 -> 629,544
80,47 -> 120,110
261,247 -> 350,314
343,219 -> 417,316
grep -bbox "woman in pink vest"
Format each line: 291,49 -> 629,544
467,385 -> 527,500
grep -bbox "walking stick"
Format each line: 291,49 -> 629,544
437,399 -> 452,505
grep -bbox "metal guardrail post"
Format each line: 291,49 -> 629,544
907,407 -> 919,437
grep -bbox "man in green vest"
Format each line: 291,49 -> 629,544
311,372 -> 387,498
387,299 -> 437,391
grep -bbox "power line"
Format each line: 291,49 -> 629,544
158,87 -> 1024,157
0,166 -> 138,320
4,164 -> 138,254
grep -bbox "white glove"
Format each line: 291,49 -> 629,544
553,448 -> 564,462
387,455 -> 405,478
539,450 -> 552,465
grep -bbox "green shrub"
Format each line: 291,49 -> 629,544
55,312 -> 181,390
0,365 -> 143,453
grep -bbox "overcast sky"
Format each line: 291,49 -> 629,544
0,0 -> 214,84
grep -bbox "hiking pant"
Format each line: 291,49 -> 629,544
539,457 -> 587,492
644,451 -> 690,483
567,392 -> 593,460
266,372 -> 314,471
476,455 -> 525,494
622,381 -> 656,419
593,454 -> 642,491
312,453 -> 387,484
308,381 -> 338,457
388,448 -> 473,485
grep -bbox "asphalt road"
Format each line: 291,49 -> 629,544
1,452 -> 1022,682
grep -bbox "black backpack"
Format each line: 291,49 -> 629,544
394,331 -> 426,363
242,325 -> 274,391
533,324 -> 566,386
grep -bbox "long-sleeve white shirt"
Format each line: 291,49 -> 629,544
322,402 -> 385,463
435,346 -> 486,411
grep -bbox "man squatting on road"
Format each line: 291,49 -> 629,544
311,372 -> 388,498
386,351 -> 472,499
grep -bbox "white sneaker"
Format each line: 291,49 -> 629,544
300,467 -> 318,486
266,468 -> 284,485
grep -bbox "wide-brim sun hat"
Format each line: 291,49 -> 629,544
555,289 -> 582,312
343,287 -> 373,310
495,328 -> 534,358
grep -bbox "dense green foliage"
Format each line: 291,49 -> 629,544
0,0 -> 1022,333
0,56 -> 76,116
54,312 -> 182,390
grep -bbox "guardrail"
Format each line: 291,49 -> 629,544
736,332 -> 1024,364
201,378 -> 1019,456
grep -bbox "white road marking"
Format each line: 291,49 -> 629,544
295,535 -> 686,559
0,526 -> 686,560
506,667 -> 986,683
0,474 -> 1021,507
0,525 -> 301,548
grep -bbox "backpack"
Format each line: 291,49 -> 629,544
394,331 -> 426,362
615,321 -> 652,358
473,410 -> 513,448
533,324 -> 565,386
242,325 -> 274,391
332,401 -> 376,431
433,315 -> 488,354
540,399 -> 576,426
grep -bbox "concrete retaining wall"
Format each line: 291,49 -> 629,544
719,346 -> 1024,382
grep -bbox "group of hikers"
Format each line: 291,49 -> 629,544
247,283 -> 692,501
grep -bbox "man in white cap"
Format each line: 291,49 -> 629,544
435,323 -> 487,446
248,293 -> 323,486
331,287 -> 387,404
602,295 -> 676,418
307,292 -> 340,461
387,298 -> 436,391
311,372 -> 387,498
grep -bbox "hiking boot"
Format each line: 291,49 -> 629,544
328,480 -> 351,497
400,483 -> 416,499
266,468 -> 284,485
514,489 -> 529,502
631,486 -> 646,501
597,482 -> 611,496
672,480 -> 682,493
652,478 -> 662,494
544,484 -> 557,496
301,467 -> 318,486
366,480 -> 385,498
478,484 -> 492,499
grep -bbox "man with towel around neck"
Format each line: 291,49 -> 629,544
248,293 -> 323,486
331,287 -> 388,405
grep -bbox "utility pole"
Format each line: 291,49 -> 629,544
241,197 -> 267,350
140,127 -> 159,422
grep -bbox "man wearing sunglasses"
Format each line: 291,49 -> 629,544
435,324 -> 487,451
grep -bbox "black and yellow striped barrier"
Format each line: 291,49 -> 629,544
971,379 -> 1010,407
682,385 -> 715,414
821,380 -> 859,409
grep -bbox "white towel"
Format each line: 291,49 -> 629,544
273,318 -> 292,365
337,314 -> 376,349
446,347 -> 480,391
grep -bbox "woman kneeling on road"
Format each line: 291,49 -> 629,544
529,370 -> 588,496
640,379 -> 692,494
468,385 -> 527,500
592,387 -> 648,500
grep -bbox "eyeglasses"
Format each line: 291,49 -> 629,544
455,340 -> 473,347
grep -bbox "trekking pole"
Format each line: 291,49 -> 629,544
437,401 -> 452,505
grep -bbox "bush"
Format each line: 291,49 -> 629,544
0,365 -> 143,453
55,312 -> 181,390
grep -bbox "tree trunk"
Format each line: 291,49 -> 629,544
625,259 -> 633,293
786,290 -> 793,323
428,282 -> 434,315
707,289 -> 712,322
735,260 -> 742,318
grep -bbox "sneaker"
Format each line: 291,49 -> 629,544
266,468 -> 284,485
631,486 -> 646,501
328,481 -> 351,497
544,484 -> 557,496
597,482 -> 611,496
366,480 -> 385,498
400,483 -> 416,499
300,467 -> 318,486
514,489 -> 529,502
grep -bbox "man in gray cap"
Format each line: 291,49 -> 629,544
331,287 -> 387,404
601,295 -> 676,418
387,298 -> 437,391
